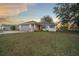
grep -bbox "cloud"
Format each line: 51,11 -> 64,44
0,3 -> 33,17
0,3 -> 35,24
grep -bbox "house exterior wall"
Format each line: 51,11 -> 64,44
2,25 -> 11,31
42,24 -> 56,32
18,24 -> 37,32
18,24 -> 30,31
0,25 -> 5,31
46,25 -> 56,31
0,25 -> 2,31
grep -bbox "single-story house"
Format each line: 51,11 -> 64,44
17,21 -> 56,32
0,21 -> 56,32
17,21 -> 40,32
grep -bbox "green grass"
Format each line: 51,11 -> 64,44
0,31 -> 79,56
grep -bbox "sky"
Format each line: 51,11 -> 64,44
0,3 -> 59,24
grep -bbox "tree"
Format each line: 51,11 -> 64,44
53,4 -> 71,22
11,25 -> 16,30
53,3 -> 79,30
41,16 -> 53,23
70,4 -> 79,27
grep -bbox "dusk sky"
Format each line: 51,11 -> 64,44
0,3 -> 59,24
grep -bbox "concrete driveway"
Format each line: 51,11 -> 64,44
0,31 -> 24,34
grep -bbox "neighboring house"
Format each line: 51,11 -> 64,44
1,24 -> 12,31
0,24 -> 4,31
0,24 -> 16,31
0,24 -> 2,31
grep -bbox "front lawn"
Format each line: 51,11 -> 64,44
0,32 -> 79,56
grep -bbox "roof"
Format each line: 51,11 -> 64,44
19,21 -> 55,26
20,21 -> 38,25
37,22 -> 55,26
1,24 -> 16,26
26,21 -> 37,24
